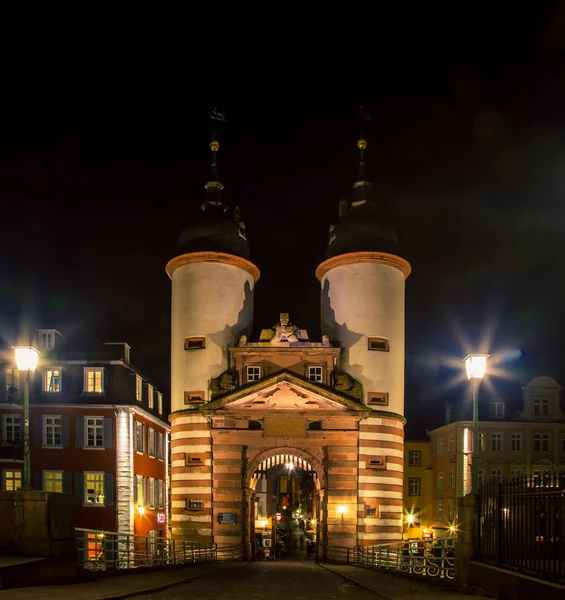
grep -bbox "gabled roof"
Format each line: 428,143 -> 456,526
201,369 -> 370,414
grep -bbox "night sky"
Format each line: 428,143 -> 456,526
1,5 -> 564,434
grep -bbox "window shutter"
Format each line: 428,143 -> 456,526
75,417 -> 84,448
103,418 -> 113,449
33,471 -> 42,491
63,471 -> 72,494
75,472 -> 84,504
33,416 -> 43,446
104,473 -> 114,506
61,417 -> 70,447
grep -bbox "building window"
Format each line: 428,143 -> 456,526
3,415 -> 21,444
147,478 -> 155,508
533,433 -> 550,452
448,435 -> 455,455
448,469 -> 454,489
489,402 -> 505,418
85,417 -> 104,448
533,397 -> 549,416
366,507 -> 378,517
367,337 -> 389,352
156,431 -> 164,460
367,392 -> 389,406
84,368 -> 104,394
307,366 -> 323,383
184,391 -> 205,404
135,422 -> 144,453
511,433 -> 522,452
38,330 -> 54,350
562,434 -> 565,452
447,498 -> 454,522
135,475 -> 145,507
308,421 -> 322,430
437,472 -> 444,490
246,366 -> 261,382
491,468 -> 502,483
3,469 -> 22,491
408,477 -> 421,496
478,469 -> 484,487
436,499 -> 443,522
479,433 -> 485,451
136,375 -> 143,401
249,420 -> 262,430
43,369 -> 61,393
157,392 -> 163,415
44,470 -> 63,492
44,416 -> 62,447
184,336 -> 205,350
84,472 -> 105,505
511,467 -> 524,479
408,451 -> 421,467
147,428 -> 155,458
438,438 -> 444,456
491,433 -> 503,452
147,384 -> 154,409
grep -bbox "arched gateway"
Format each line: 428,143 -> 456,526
167,132 -> 410,559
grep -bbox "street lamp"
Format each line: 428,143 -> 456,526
463,353 -> 488,495
14,346 -> 40,490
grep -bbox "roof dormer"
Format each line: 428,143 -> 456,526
37,329 -> 63,351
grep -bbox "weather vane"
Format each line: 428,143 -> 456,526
356,105 -> 371,138
209,107 -> 228,123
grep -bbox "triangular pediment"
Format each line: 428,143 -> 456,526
203,370 -> 368,414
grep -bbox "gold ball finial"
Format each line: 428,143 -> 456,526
210,139 -> 220,152
357,138 -> 367,151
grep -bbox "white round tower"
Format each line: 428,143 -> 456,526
316,137 -> 411,416
167,133 -> 260,412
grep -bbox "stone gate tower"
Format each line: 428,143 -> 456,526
166,134 -> 260,539
316,135 -> 411,545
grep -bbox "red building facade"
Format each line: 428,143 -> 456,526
0,330 -> 169,539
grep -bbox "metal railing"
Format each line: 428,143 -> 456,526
328,537 -> 456,580
76,529 -> 218,571
478,472 -> 565,582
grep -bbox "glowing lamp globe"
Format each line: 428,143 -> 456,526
463,354 -> 488,381
14,347 -> 40,372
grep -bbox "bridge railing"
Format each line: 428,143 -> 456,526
327,537 -> 456,580
76,529 -> 219,571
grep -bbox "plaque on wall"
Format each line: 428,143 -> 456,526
217,512 -> 238,525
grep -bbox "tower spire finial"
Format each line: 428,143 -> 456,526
353,106 -> 372,204
202,109 -> 228,212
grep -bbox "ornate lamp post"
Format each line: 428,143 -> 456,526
463,354 -> 488,495
14,346 -> 40,490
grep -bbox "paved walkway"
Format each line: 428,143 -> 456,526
0,561 -> 476,600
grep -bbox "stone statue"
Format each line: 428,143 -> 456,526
238,335 -> 247,347
333,371 -> 362,401
210,370 -> 236,398
274,313 -> 299,344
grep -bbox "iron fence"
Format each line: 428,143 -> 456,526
328,537 -> 456,580
478,472 -> 565,581
76,529 -> 218,571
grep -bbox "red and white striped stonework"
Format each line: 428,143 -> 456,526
170,413 -> 213,540
357,415 -> 404,543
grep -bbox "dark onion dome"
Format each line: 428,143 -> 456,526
177,134 -> 250,260
178,211 -> 250,259
326,137 -> 400,260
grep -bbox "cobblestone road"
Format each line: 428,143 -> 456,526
130,561 -> 378,600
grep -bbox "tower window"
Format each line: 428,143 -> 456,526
368,337 -> 389,352
184,337 -> 206,350
308,420 -> 322,430
367,457 -> 387,470
367,392 -> 389,406
248,420 -> 262,430
184,391 -> 205,404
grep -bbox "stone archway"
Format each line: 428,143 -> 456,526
243,447 -> 326,562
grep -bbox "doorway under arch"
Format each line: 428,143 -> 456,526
244,448 -> 326,562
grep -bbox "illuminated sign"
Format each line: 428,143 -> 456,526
157,512 -> 166,524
